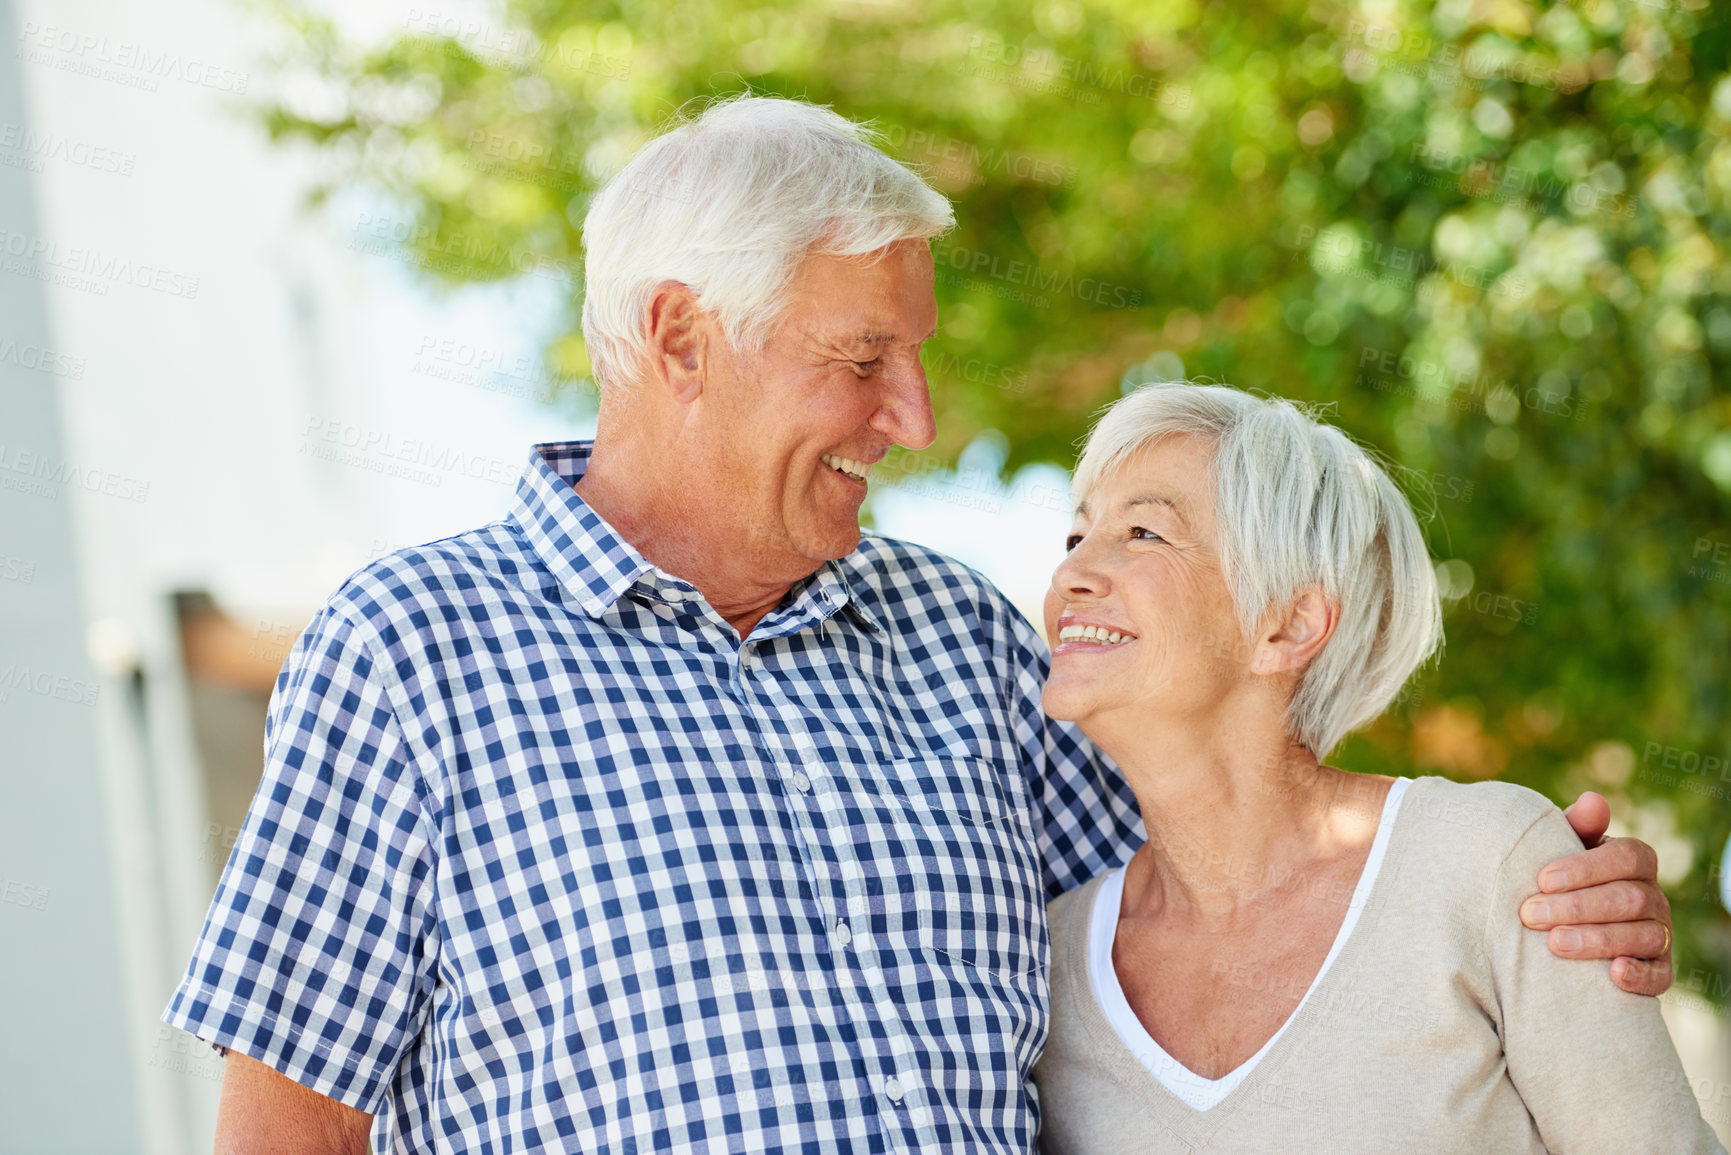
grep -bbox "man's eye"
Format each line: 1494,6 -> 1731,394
853,358 -> 881,372
1065,534 -> 1083,552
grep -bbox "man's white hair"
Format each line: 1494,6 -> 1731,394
1071,382 -> 1444,758
580,95 -> 955,392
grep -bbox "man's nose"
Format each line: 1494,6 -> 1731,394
869,356 -> 936,450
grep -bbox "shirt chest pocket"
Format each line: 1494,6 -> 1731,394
853,756 -> 1048,980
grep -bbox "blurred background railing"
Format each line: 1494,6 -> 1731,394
2,0 -> 1727,1149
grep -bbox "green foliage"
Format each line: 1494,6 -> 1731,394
258,0 -> 1730,998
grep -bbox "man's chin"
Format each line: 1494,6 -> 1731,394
816,521 -> 864,560
791,518 -> 864,565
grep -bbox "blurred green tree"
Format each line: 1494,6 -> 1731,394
257,0 -> 1730,998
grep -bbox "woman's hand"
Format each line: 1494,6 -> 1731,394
1518,791 -> 1674,996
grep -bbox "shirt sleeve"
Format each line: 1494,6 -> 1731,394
997,593 -> 1144,900
1487,806 -> 1724,1154
161,603 -> 439,1113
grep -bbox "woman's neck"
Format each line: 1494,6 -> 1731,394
1093,704 -> 1391,928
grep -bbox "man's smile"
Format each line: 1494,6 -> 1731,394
820,453 -> 873,483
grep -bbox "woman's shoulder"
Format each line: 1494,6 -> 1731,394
1396,776 -> 1581,892
1400,776 -> 1571,849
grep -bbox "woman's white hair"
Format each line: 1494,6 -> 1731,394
580,95 -> 955,392
1072,382 -> 1444,758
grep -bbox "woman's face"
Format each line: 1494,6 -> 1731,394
1042,434 -> 1250,732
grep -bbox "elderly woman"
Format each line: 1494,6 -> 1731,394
1031,384 -> 1720,1153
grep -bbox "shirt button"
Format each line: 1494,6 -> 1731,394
834,920 -> 851,947
883,1077 -> 903,1103
792,771 -> 811,794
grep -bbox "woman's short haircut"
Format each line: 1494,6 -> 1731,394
580,95 -> 955,392
1071,382 -> 1444,757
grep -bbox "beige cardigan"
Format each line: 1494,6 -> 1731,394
1033,777 -> 1723,1154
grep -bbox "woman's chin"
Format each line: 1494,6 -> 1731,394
1040,685 -> 1092,724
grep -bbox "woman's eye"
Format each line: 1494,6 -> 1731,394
1130,525 -> 1165,543
1065,534 -> 1083,552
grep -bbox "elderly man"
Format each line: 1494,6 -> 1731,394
165,96 -> 1675,1154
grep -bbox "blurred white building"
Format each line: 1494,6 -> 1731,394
0,0 -> 1723,1150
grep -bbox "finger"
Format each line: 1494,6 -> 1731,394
1535,836 -> 1659,893
1543,920 -> 1672,962
1610,955 -> 1674,997
1561,791 -> 1609,848
1521,880 -> 1668,928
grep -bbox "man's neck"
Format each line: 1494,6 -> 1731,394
573,435 -> 808,638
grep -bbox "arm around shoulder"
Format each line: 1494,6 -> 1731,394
1487,801 -> 1722,1153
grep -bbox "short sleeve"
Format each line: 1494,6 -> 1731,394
1488,806 -> 1723,1153
996,594 -> 1143,899
162,604 -> 439,1113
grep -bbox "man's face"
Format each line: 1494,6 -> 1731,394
697,238 -> 938,575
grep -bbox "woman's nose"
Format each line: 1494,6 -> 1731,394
1051,538 -> 1108,599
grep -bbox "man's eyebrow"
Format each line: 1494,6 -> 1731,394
846,327 -> 937,346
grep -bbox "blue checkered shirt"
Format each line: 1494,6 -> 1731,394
165,441 -> 1141,1154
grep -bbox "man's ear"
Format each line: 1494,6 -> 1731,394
1250,584 -> 1339,677
644,281 -> 708,405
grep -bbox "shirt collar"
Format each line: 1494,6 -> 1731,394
510,440 -> 883,634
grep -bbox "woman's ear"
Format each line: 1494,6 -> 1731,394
1250,585 -> 1339,677
644,281 -> 708,404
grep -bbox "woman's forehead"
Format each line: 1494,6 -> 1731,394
1075,436 -> 1213,517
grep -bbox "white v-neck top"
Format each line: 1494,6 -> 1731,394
1033,776 -> 1724,1154
1086,778 -> 1411,1110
